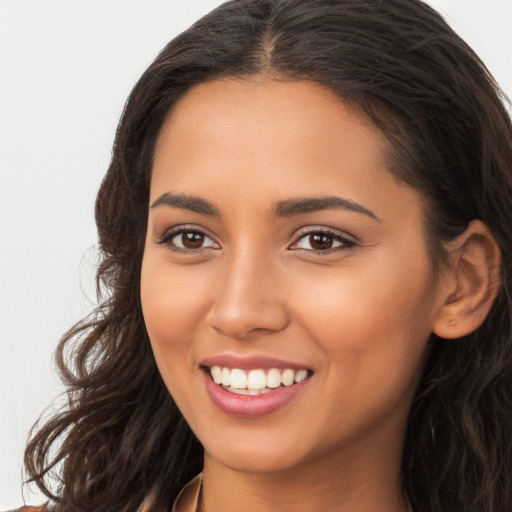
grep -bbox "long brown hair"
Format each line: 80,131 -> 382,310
25,1 -> 512,511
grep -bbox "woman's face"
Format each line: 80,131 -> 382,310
141,78 -> 446,474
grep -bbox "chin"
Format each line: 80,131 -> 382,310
202,432 -> 311,474
211,450 -> 302,474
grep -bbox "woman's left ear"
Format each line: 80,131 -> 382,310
432,220 -> 501,339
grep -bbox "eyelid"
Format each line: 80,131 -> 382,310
289,226 -> 357,253
155,224 -> 221,252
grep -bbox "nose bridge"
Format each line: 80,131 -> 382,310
209,244 -> 289,340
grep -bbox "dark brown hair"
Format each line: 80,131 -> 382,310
25,1 -> 512,511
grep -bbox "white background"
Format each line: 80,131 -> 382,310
1,0 -> 511,508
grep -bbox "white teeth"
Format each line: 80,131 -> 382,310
247,369 -> 266,390
230,368 -> 247,389
226,386 -> 270,395
281,369 -> 295,387
209,366 -> 310,391
221,367 -> 231,386
295,369 -> 308,383
266,368 -> 282,388
211,366 -> 222,384
226,386 -> 251,395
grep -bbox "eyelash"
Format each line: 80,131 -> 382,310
156,226 -> 357,255
290,228 -> 356,255
156,226 -> 219,254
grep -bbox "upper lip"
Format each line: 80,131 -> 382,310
200,354 -> 312,371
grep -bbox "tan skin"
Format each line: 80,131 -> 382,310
140,78 -> 500,512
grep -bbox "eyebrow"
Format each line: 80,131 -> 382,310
150,192 -> 378,221
273,196 -> 379,220
150,192 -> 220,216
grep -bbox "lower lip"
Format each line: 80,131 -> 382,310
202,371 -> 310,418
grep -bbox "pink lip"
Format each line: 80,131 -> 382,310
201,369 -> 311,418
200,354 -> 310,371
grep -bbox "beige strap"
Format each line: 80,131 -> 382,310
172,473 -> 203,512
138,473 -> 202,512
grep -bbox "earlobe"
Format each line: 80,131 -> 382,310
432,220 -> 501,340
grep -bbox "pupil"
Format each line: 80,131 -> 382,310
183,232 -> 204,249
310,233 -> 333,250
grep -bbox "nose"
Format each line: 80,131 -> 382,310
207,249 -> 290,341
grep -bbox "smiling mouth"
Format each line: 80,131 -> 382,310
203,366 -> 313,395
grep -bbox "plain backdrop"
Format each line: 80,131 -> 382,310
1,0 -> 511,508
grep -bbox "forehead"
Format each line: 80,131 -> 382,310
150,77 -> 420,224
154,79 -> 384,176
156,77 -> 383,155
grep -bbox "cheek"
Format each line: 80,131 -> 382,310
292,249 -> 437,370
140,255 -> 212,416
141,256 -> 212,350
291,261 -> 436,439
140,255 -> 205,405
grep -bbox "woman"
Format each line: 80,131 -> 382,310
18,0 -> 512,511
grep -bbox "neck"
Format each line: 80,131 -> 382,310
200,437 -> 409,512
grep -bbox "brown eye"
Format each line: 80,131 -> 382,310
158,228 -> 220,251
181,231 -> 205,249
291,229 -> 355,253
309,233 -> 334,250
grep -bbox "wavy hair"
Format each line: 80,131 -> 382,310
24,1 -> 512,511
